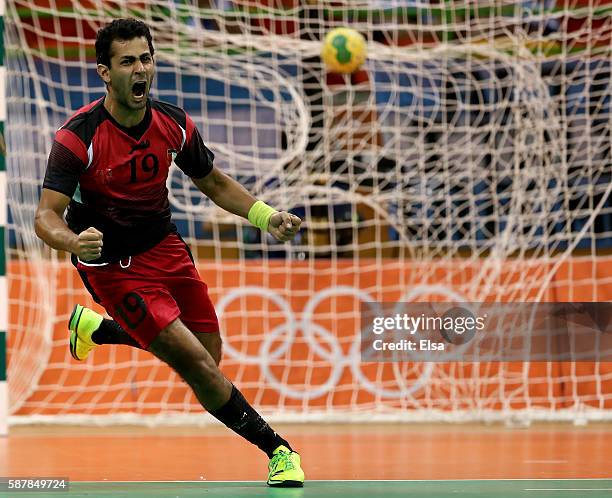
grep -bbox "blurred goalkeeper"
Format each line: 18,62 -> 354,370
34,18 -> 304,488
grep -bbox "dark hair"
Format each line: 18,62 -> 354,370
95,18 -> 154,67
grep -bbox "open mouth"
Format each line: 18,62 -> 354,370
132,81 -> 147,98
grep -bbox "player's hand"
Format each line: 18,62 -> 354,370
75,227 -> 103,261
268,212 -> 301,242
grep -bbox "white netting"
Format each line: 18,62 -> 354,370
5,0 -> 612,424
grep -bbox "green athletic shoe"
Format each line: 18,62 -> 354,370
68,304 -> 103,361
267,445 -> 305,488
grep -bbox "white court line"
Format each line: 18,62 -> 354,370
525,489 -> 612,492
524,460 -> 569,464
80,478 -> 612,483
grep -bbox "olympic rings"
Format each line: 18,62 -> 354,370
217,285 -> 468,400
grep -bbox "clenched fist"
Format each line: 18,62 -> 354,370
268,212 -> 302,243
75,227 -> 103,261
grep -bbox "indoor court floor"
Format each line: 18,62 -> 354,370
1,423 -> 610,497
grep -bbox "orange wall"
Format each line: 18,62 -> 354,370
8,257 -> 612,416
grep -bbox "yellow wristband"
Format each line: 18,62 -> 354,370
247,200 -> 277,232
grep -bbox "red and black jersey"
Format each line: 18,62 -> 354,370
43,97 -> 213,263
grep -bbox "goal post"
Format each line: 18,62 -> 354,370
0,0 -> 7,436
4,1 -> 612,425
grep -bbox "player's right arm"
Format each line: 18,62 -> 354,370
34,189 -> 103,261
34,130 -> 103,261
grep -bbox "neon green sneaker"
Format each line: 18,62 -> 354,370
267,445 -> 305,488
68,304 -> 103,361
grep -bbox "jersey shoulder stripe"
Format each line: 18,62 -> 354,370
59,98 -> 107,148
151,99 -> 188,131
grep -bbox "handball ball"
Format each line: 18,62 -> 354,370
321,27 -> 367,74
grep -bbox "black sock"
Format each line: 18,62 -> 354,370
91,319 -> 142,349
209,385 -> 292,458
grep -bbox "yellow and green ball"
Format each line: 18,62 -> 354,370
321,27 -> 367,74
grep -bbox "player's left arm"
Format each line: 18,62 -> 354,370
174,112 -> 300,242
192,167 -> 301,242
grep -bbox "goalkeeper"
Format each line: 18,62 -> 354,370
34,18 -> 304,488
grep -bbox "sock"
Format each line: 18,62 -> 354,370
210,385 -> 292,458
92,319 -> 142,349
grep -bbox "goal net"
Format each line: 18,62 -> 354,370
5,0 -> 612,424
